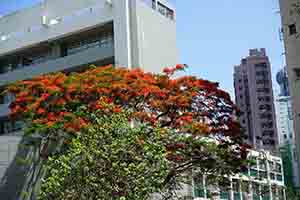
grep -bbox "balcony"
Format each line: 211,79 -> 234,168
0,104 -> 10,119
0,2 -> 113,57
0,43 -> 114,87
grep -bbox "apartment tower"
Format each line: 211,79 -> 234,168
234,48 -> 278,152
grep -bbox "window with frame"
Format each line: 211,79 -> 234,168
152,0 -> 156,9
0,120 -> 24,135
255,62 -> 267,69
193,174 -> 205,198
289,24 -> 297,35
157,2 -> 174,20
257,88 -> 270,93
262,130 -> 274,137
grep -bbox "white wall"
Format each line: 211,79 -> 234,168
131,0 -> 178,73
0,0 -> 113,57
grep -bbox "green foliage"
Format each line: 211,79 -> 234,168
38,113 -> 169,200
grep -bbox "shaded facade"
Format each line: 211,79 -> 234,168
278,0 -> 300,186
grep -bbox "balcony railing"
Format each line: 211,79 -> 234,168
0,3 -> 106,45
0,37 -> 113,75
0,42 -> 114,87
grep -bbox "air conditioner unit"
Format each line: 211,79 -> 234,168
42,15 -> 48,27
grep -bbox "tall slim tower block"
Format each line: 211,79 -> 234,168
234,48 -> 278,152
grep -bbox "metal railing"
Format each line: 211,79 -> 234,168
0,3 -> 105,44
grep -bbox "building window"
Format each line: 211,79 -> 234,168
258,159 -> 266,170
0,120 -> 24,135
256,80 -> 269,85
257,88 -> 270,93
152,0 -> 156,9
262,185 -> 271,200
262,130 -> 274,137
252,182 -> 260,200
288,24 -> 297,35
256,71 -> 268,76
259,104 -> 271,111
219,180 -> 230,200
193,174 -> 205,198
270,173 -> 275,180
157,2 -> 175,20
260,113 -> 272,120
66,31 -> 113,56
255,62 -> 267,69
276,174 -> 283,181
232,179 -> 241,199
0,92 -> 15,104
295,68 -> 300,78
258,96 -> 271,102
275,163 -> 282,173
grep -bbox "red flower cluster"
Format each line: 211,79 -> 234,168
7,64 -> 243,151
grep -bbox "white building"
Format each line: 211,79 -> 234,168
192,150 -> 285,200
0,0 -> 178,198
275,96 -> 294,145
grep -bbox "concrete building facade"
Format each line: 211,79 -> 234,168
0,0 -> 178,198
152,149 -> 286,200
278,0 -> 300,186
234,48 -> 278,152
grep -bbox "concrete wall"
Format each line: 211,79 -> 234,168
113,0 -> 133,68
131,0 -> 178,73
0,136 -> 22,178
0,0 -> 113,57
279,0 -> 300,186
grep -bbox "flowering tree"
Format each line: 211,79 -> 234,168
7,65 -> 249,199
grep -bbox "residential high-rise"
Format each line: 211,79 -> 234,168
278,0 -> 300,186
0,0 -> 178,197
234,48 -> 278,152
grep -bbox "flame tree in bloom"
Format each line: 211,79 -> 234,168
7,64 -> 249,199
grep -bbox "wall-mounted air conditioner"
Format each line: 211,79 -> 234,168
42,15 -> 48,27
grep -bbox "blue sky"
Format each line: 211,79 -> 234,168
0,0 -> 284,98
